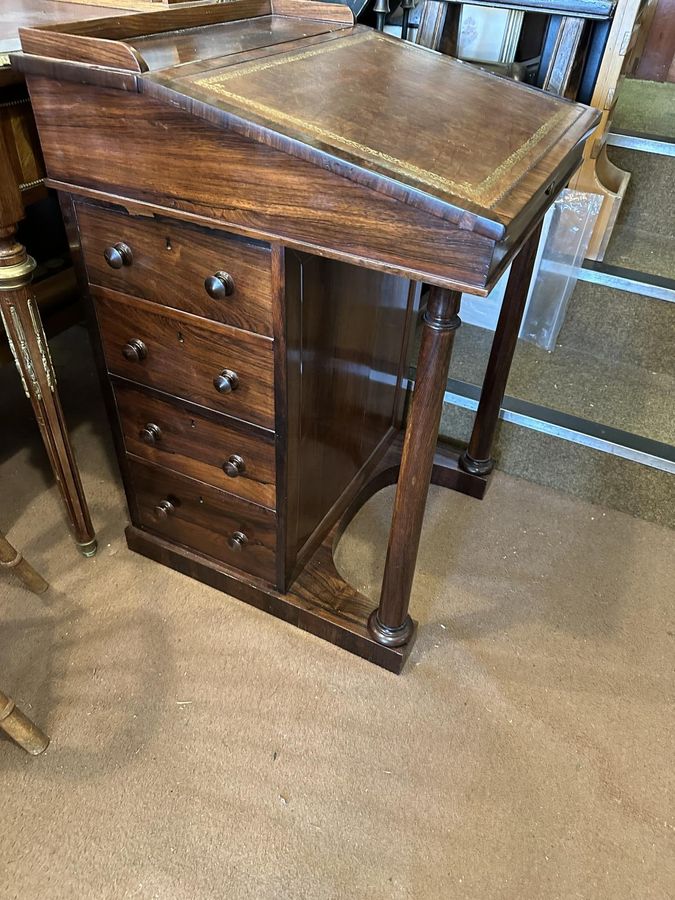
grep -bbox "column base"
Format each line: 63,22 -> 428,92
459,450 -> 494,476
367,610 -> 415,648
77,539 -> 98,558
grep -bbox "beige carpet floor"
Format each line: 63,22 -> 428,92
1,327 -> 673,899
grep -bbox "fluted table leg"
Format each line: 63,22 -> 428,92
0,124 -> 96,556
369,287 -> 461,647
0,233 -> 97,556
460,221 -> 543,476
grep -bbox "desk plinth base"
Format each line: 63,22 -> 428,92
125,436 -> 489,673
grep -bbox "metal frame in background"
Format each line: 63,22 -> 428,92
443,378 -> 675,475
606,129 -> 675,158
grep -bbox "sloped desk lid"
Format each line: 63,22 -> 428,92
162,29 -> 596,233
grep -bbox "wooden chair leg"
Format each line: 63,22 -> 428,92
0,531 -> 49,594
0,690 -> 49,755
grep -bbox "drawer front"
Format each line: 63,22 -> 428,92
115,382 -> 276,509
95,287 -> 275,429
76,201 -> 274,336
129,458 -> 277,583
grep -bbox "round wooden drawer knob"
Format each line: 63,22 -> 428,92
204,271 -> 235,300
154,499 -> 175,520
223,454 -> 245,478
140,423 -> 162,445
104,242 -> 133,269
228,530 -> 248,551
213,368 -> 239,394
122,339 -> 147,362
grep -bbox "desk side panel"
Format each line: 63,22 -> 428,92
283,250 -> 417,586
25,76 -> 495,293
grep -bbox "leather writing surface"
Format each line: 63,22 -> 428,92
188,30 -> 587,214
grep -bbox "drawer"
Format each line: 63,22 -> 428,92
95,287 -> 275,430
129,458 -> 277,583
76,201 -> 274,336
115,381 -> 276,509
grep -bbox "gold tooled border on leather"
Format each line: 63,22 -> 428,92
195,32 -> 578,208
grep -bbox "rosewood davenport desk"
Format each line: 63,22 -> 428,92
15,0 -> 598,671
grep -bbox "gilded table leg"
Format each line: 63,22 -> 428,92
0,228 -> 97,556
368,287 -> 461,647
460,221 -> 542,477
0,690 -> 49,755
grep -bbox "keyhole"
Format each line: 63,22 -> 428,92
177,331 -> 184,343
165,237 -> 172,251
190,419 -> 196,429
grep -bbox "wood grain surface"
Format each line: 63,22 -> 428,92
128,456 -> 278,582
114,380 -> 277,509
28,78 -> 498,293
93,286 -> 275,429
282,250 -> 416,583
77,200 -> 274,336
132,16 -> 349,72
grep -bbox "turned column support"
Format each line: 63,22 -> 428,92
369,287 -> 461,647
460,220 -> 543,476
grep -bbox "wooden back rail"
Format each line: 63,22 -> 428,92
18,0 -> 354,72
